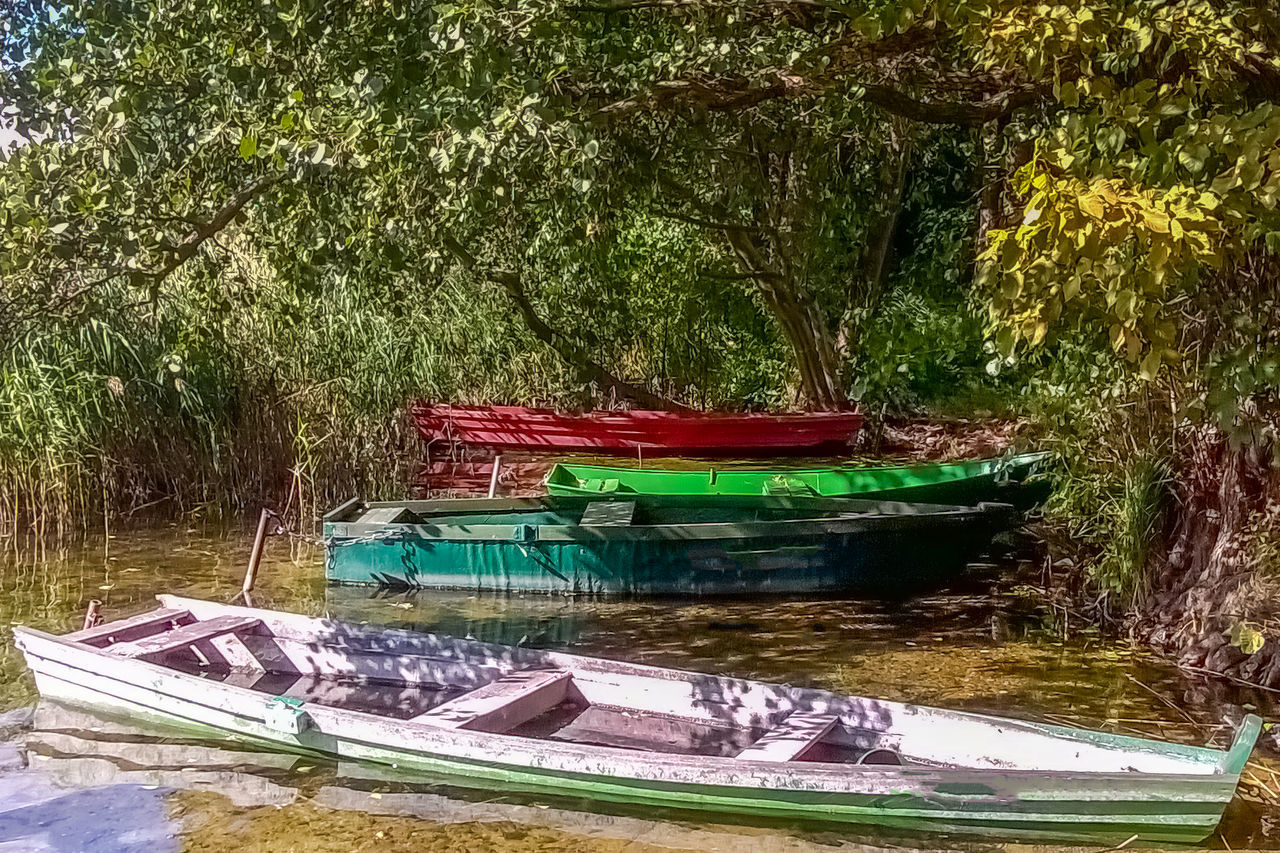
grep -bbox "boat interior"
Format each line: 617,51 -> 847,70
334,497 -> 958,530
46,597 -> 1229,777
60,602 -> 892,763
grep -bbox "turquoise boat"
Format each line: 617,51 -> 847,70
545,451 -> 1052,507
322,495 -> 1015,596
14,596 -> 1262,844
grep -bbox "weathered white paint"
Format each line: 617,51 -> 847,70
413,669 -> 572,731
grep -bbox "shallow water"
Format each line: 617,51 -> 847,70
2,526 -> 1279,851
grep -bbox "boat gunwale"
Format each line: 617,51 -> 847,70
548,451 -> 1053,483
544,452 -> 1053,497
415,404 -> 864,426
323,496 -> 1013,543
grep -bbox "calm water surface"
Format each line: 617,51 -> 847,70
2,525 -> 1279,851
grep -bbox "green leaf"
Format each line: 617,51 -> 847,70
583,139 -> 599,159
239,134 -> 258,160
1177,148 -> 1204,173
1229,622 -> 1266,655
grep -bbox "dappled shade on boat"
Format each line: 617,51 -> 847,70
13,597 -> 1263,845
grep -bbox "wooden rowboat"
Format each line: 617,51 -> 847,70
546,452 -> 1052,507
322,495 -> 1015,595
412,403 -> 863,455
14,597 -> 1261,844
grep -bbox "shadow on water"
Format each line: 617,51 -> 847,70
2,526 -> 1280,849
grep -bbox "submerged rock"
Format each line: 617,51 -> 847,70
0,742 -> 26,772
0,707 -> 34,741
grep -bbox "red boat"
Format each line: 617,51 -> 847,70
411,403 -> 862,456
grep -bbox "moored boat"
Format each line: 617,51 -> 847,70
545,451 -> 1052,507
14,596 -> 1262,844
411,403 -> 863,456
321,495 -> 1015,596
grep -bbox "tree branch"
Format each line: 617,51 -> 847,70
143,174 -> 280,301
592,24 -> 1043,127
442,236 -> 690,411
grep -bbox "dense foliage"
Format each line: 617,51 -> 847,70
5,0 -> 1280,664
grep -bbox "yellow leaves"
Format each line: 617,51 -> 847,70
983,161 -> 1229,373
1230,621 -> 1267,656
1078,192 -> 1106,221
1141,208 -> 1170,233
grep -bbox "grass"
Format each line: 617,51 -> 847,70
0,238 -> 805,537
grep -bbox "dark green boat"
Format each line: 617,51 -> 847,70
545,451 -> 1051,507
323,495 -> 1016,596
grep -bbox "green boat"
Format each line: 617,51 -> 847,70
545,451 -> 1052,507
323,495 -> 1015,596
14,596 -> 1263,844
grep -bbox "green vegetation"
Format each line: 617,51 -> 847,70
3,0 -> 1280,665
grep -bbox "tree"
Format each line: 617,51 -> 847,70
0,0 -> 1027,411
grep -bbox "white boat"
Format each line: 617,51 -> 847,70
13,595 -> 1261,844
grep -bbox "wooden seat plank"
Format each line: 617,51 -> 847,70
411,668 -> 571,732
66,608 -> 193,647
357,506 -> 413,525
579,501 -> 636,526
734,712 -> 839,762
107,615 -> 263,660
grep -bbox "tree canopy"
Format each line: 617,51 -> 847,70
4,0 -> 1278,416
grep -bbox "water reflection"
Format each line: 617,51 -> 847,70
12,701 -> 1059,853
1,528 -> 1279,850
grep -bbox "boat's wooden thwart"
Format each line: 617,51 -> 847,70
321,495 -> 1016,595
412,403 -> 863,456
546,452 -> 1053,507
14,597 -> 1261,844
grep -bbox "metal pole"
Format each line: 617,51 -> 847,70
488,454 -> 503,498
82,600 -> 102,631
243,508 -> 274,595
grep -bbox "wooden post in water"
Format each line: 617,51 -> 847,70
82,600 -> 102,631
243,508 -> 276,597
488,454 -> 503,498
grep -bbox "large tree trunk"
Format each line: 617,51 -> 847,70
1141,426 -> 1280,683
838,122 -> 913,357
723,230 -> 848,410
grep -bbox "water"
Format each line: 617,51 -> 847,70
2,526 -> 1279,851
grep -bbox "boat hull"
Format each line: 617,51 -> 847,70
13,600 -> 1258,846
322,497 -> 1014,595
546,452 -> 1052,508
412,404 -> 863,455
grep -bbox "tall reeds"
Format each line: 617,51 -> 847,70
0,230 -> 789,539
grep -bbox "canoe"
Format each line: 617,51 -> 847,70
545,452 -> 1052,507
411,403 -> 863,455
14,596 -> 1261,844
321,495 -> 1015,596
